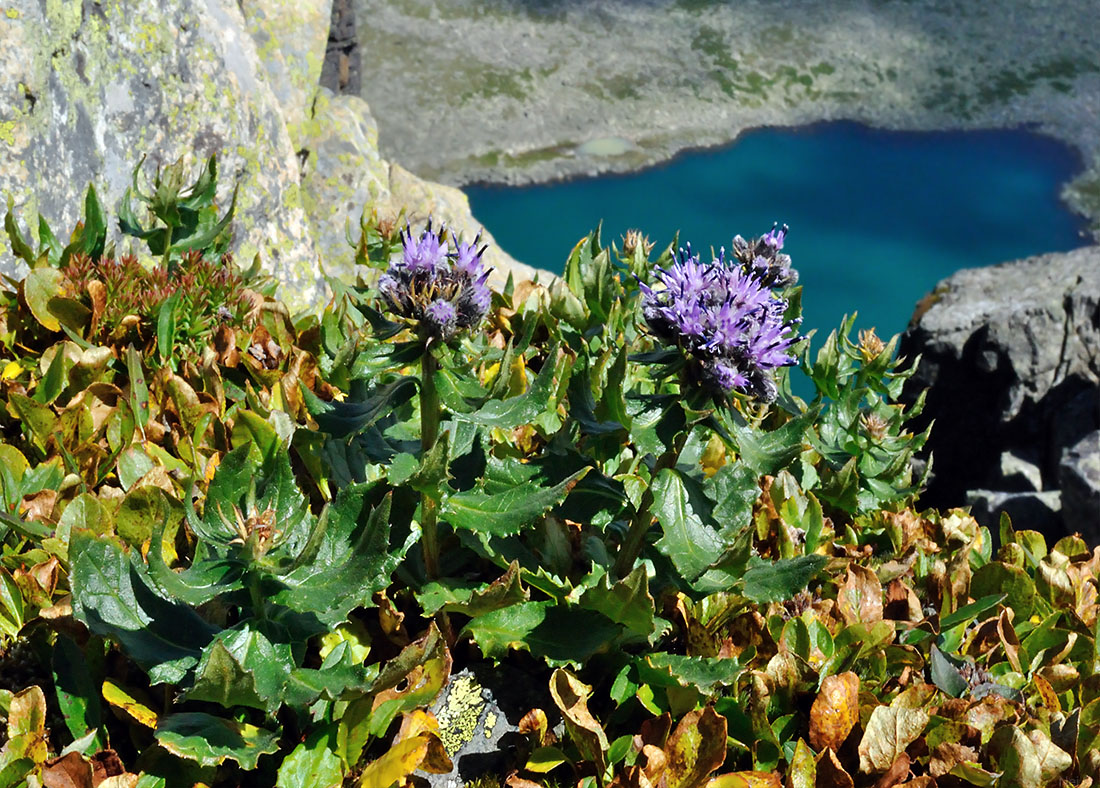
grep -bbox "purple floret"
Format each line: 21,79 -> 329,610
424,298 -> 458,339
400,222 -> 449,276
641,235 -> 802,401
378,219 -> 494,339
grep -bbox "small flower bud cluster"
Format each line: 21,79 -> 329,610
378,221 -> 493,340
640,236 -> 802,401
730,222 -> 798,288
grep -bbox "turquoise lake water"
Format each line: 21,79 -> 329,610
466,122 -> 1088,345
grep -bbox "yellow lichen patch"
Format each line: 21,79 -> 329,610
436,674 -> 486,756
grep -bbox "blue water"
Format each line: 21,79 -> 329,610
466,123 -> 1087,345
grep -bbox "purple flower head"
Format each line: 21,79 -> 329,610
424,298 -> 458,339
731,222 -> 798,288
641,236 -> 802,400
763,222 -> 787,250
379,219 -> 494,338
400,221 -> 449,276
453,233 -> 487,277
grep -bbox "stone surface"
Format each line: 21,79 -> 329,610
901,245 -> 1100,541
240,0 -> 333,142
425,666 -> 548,788
321,0 -> 361,95
0,0 -> 323,311
999,452 -> 1044,493
1059,430 -> 1100,542
298,91 -> 543,288
966,489 -> 1063,535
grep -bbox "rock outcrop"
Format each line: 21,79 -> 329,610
0,0 -> 532,314
900,245 -> 1100,542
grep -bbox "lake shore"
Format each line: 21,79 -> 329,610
353,0 -> 1100,239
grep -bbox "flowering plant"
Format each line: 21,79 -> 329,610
378,221 -> 492,340
640,231 -> 802,401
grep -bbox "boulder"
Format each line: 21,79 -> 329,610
240,0 -> 333,142
901,245 -> 1100,541
1059,430 -> 1100,543
426,666 -> 549,788
966,489 -> 1063,535
298,91 -> 544,289
0,0 -> 324,311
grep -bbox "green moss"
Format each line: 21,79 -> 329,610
461,67 -> 533,101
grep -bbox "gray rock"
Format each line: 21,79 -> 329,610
298,91 -> 547,288
1059,430 -> 1100,542
321,0 -> 360,95
967,489 -> 1063,534
998,451 -> 1044,493
240,0 -> 333,143
0,0 -> 324,312
425,666 -> 548,788
900,246 -> 1100,538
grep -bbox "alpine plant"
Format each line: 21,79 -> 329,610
378,221 -> 493,340
640,226 -> 802,401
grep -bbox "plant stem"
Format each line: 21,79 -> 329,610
420,346 -> 441,579
612,431 -> 688,579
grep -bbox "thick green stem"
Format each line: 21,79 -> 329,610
420,348 -> 441,579
612,431 -> 689,579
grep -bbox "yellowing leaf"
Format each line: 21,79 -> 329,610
550,669 -> 609,777
987,726 -> 1041,788
706,771 -> 781,788
664,707 -> 727,788
857,705 -> 928,774
102,679 -> 158,729
1,361 -> 21,380
837,565 -> 883,625
809,672 -> 860,752
358,735 -> 429,788
526,746 -> 569,774
786,739 -> 816,788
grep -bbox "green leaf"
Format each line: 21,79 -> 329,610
155,712 -> 279,770
50,636 -> 103,746
276,732 -> 344,788
637,652 -> 745,694
307,377 -> 418,438
148,510 -> 243,606
70,531 -> 215,685
32,348 -> 68,405
940,594 -> 1006,630
7,392 -> 57,453
156,292 -> 180,365
732,409 -> 817,476
416,561 -> 528,617
651,468 -> 727,584
185,625 -> 294,713
741,555 -> 827,604
23,268 -> 64,332
578,567 -> 657,643
462,601 -> 621,665
274,488 -> 400,627
455,343 -> 568,429
442,468 -> 588,537
4,197 -> 36,265
928,645 -> 969,698
970,563 -> 1037,620
126,345 -> 151,430
117,446 -> 155,491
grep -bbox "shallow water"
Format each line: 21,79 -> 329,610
467,122 -> 1087,345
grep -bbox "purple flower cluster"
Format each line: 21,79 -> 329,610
730,223 -> 798,288
378,221 -> 493,340
640,238 -> 801,401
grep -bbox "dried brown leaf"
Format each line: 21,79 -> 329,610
858,706 -> 928,774
815,748 -> 854,788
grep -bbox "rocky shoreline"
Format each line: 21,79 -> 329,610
353,0 -> 1100,239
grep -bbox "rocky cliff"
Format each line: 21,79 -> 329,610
0,0 -> 537,314
900,245 -> 1100,542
